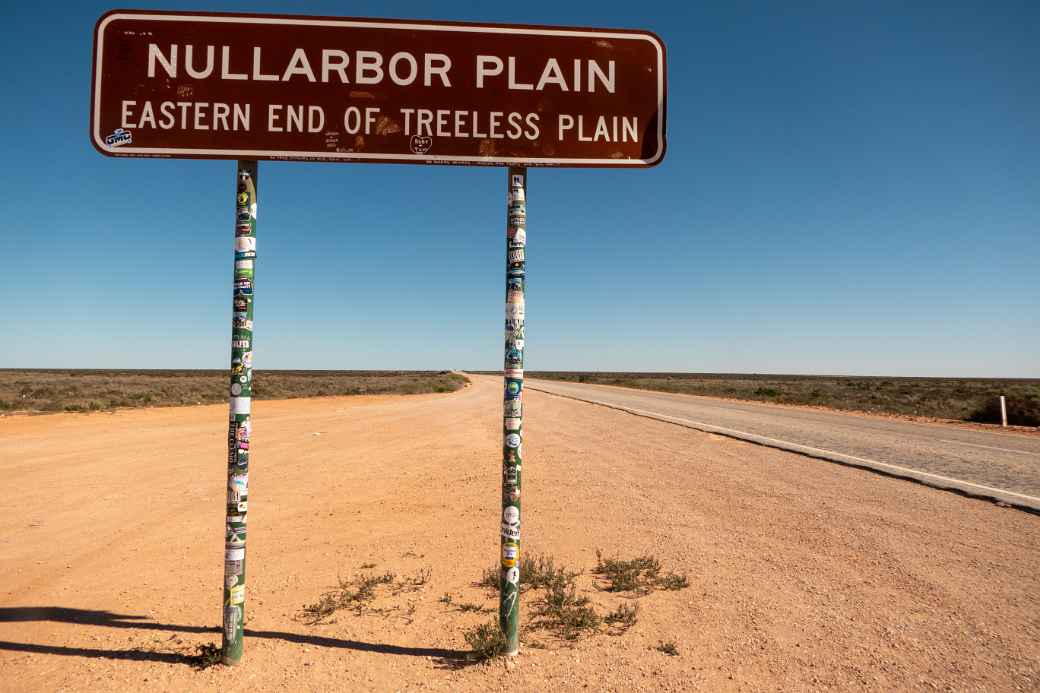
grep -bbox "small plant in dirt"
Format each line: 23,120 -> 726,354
439,593 -> 454,605
473,551 -> 685,646
480,553 -> 580,593
456,601 -> 487,613
393,567 -> 431,592
353,571 -> 397,601
594,551 -> 661,593
299,569 -> 397,624
604,603 -> 639,635
300,591 -> 342,624
533,573 -> 601,641
521,554 -> 580,591
594,550 -> 689,594
463,621 -> 506,661
479,566 -> 500,590
188,643 -> 223,669
657,571 -> 690,590
479,554 -> 600,641
655,640 -> 679,656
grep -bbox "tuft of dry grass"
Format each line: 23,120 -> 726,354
456,602 -> 487,613
479,553 -> 580,593
394,568 -> 431,592
300,564 -> 435,625
657,571 -> 690,590
299,570 -> 397,624
593,551 -> 660,593
604,603 -> 639,635
593,550 -> 690,594
534,573 -> 601,640
655,639 -> 679,656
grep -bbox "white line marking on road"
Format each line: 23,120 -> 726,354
530,381 -> 1040,450
934,439 -> 1040,456
527,385 -> 1040,512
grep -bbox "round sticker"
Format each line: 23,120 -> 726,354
231,383 -> 242,396
503,506 -> 519,525
505,433 -> 521,449
506,567 -> 520,585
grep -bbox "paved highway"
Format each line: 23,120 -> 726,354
525,378 -> 1040,505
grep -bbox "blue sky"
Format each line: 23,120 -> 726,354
0,1 -> 1036,376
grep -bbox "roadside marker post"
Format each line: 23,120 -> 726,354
222,160 -> 257,665
89,9 -> 666,664
501,167 -> 527,654
1000,396 -> 1008,427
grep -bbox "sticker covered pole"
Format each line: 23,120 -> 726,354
500,166 -> 527,655
222,160 -> 257,665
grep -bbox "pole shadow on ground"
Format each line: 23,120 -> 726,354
0,607 -> 469,666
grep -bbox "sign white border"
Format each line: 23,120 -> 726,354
92,12 -> 666,167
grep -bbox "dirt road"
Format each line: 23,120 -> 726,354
1,375 -> 1038,691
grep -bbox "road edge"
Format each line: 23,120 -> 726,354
526,385 -> 1040,516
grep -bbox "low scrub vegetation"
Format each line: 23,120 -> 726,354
526,371 -> 1040,425
604,603 -> 639,635
0,369 -> 467,414
534,573 -> 602,640
479,553 -> 578,593
470,551 -> 688,658
463,621 -> 507,661
655,640 -> 679,656
299,566 -> 431,624
593,550 -> 690,594
967,394 -> 1040,427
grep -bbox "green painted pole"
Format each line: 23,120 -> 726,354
500,166 -> 526,655
222,160 -> 257,666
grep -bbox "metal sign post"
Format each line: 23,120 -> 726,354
222,160 -> 257,665
501,167 -> 526,654
89,8 -> 666,668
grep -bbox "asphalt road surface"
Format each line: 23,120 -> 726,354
525,378 -> 1040,503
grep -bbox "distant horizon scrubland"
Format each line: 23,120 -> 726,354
3,369 -> 1038,427
516,371 -> 1040,427
0,370 -> 467,414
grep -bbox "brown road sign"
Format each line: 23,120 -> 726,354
90,10 -> 666,167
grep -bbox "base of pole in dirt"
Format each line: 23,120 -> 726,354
500,166 -> 527,656
222,160 -> 257,665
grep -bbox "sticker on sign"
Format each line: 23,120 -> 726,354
90,10 -> 666,167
